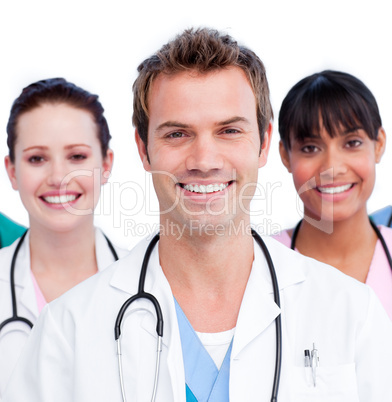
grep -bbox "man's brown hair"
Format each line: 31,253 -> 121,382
133,27 -> 273,148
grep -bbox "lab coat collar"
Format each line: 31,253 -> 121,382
232,236 -> 301,357
95,228 -> 119,272
109,233 -> 307,339
3,231 -> 40,319
232,235 -> 307,358
255,236 -> 307,293
1,228 -> 120,321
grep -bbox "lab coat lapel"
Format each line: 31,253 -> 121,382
164,296 -> 187,402
141,244 -> 186,402
3,229 -> 119,323
232,250 -> 280,358
19,229 -> 119,318
94,228 -> 118,271
14,232 -> 40,319
232,236 -> 306,359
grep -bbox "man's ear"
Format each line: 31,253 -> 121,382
135,130 -> 151,172
279,140 -> 292,173
375,127 -> 386,163
5,156 -> 18,190
258,122 -> 273,168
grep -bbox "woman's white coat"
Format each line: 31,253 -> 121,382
0,229 -> 127,397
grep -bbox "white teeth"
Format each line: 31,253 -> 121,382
43,194 -> 77,204
317,184 -> 352,194
183,183 -> 229,194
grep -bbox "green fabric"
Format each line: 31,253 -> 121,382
186,385 -> 198,402
0,213 -> 26,248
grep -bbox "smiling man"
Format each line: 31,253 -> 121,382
4,28 -> 392,402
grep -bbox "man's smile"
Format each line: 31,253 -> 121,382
180,182 -> 231,194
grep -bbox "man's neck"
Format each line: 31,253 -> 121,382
158,222 -> 254,332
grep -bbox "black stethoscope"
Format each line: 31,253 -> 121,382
290,219 -> 392,271
0,230 -> 119,333
114,230 -> 282,402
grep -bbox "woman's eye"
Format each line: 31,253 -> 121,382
70,154 -> 87,161
301,145 -> 319,153
346,139 -> 362,148
28,156 -> 44,163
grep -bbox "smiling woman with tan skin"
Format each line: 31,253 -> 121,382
0,78 -> 128,396
273,70 -> 392,319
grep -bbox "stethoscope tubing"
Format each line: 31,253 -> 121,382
0,231 -> 33,333
252,229 -> 282,402
115,233 -> 163,402
0,230 -> 119,333
290,219 -> 392,273
370,220 -> 392,270
115,231 -> 282,402
114,234 -> 163,340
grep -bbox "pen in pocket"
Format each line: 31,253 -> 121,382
304,349 -> 312,385
311,343 -> 319,387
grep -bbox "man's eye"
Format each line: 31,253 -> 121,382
168,132 -> 185,138
223,128 -> 240,134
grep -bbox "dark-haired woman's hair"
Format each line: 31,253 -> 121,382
279,70 -> 382,150
7,78 -> 111,162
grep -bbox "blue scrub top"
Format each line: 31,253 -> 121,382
370,206 -> 392,227
174,299 -> 233,402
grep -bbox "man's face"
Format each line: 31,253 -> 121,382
136,67 -> 271,234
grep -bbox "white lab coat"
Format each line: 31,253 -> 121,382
0,229 -> 128,398
4,234 -> 392,402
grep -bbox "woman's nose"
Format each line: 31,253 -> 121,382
46,160 -> 68,187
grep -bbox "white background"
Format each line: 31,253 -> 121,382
0,0 -> 391,249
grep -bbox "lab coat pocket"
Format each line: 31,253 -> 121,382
290,363 -> 359,402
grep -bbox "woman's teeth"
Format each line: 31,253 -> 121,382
43,194 -> 78,204
183,183 -> 229,194
317,184 -> 353,194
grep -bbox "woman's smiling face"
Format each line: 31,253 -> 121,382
280,124 -> 386,223
5,102 -> 113,233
